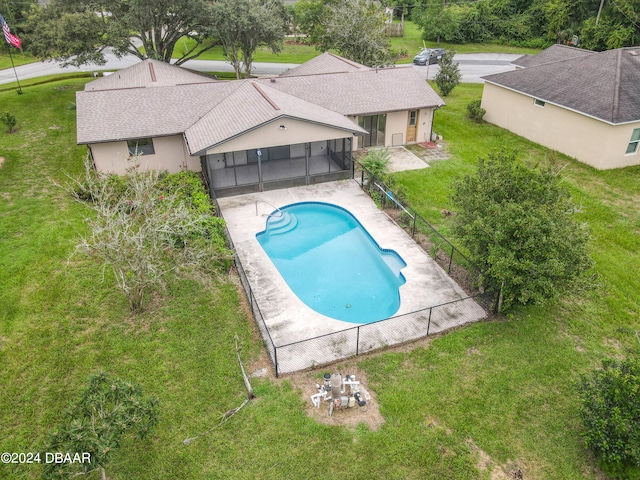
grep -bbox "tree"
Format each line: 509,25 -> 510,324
580,0 -> 640,50
69,158 -> 231,312
210,0 -> 286,79
295,0 -> 394,67
285,4 -> 301,43
580,16 -> 635,51
294,0 -> 339,46
23,0 -> 216,67
576,351 -> 640,473
412,2 -> 459,44
42,371 -> 159,480
434,51 -> 461,97
450,151 -> 593,312
0,0 -> 38,27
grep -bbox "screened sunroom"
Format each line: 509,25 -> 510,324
201,137 -> 354,198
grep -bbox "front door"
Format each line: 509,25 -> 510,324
406,110 -> 418,143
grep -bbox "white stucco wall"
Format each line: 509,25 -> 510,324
482,83 -> 640,170
204,118 -> 356,156
91,135 -> 200,174
385,111 -> 407,146
352,108 -> 436,150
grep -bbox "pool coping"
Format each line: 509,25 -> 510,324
218,180 -> 486,373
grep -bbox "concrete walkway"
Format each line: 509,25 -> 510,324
219,180 -> 486,373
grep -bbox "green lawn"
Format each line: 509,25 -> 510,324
1,79 -> 639,479
0,51 -> 39,70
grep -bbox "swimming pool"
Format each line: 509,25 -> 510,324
256,202 -> 406,323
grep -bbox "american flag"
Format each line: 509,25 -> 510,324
0,13 -> 22,49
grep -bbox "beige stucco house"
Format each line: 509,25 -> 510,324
481,45 -> 640,170
76,53 -> 444,197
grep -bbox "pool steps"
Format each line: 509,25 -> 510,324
266,211 -> 298,236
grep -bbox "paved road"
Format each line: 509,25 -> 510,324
0,51 -> 521,85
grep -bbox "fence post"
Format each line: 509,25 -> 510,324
448,245 -> 454,273
412,213 -> 416,238
356,326 -> 360,356
427,307 -> 432,336
274,346 -> 279,378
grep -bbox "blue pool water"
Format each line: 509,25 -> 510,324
256,202 -> 406,323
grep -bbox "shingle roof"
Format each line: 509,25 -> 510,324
83,59 -> 219,92
279,52 -> 370,77
76,82 -> 237,144
184,81 -> 367,154
512,44 -> 593,68
260,66 -> 445,116
483,47 -> 640,124
77,54 -> 445,151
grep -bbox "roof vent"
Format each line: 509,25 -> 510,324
270,78 -> 276,83
629,51 -> 638,56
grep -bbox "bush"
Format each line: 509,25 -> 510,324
1,111 -> 17,133
466,99 -> 486,123
43,371 -> 159,480
360,148 -> 391,179
576,352 -> 640,472
69,159 -> 232,312
450,150 -> 593,312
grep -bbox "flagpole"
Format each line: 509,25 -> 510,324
6,42 -> 22,94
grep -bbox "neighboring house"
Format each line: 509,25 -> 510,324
481,45 -> 640,170
76,53 -> 444,197
511,44 -> 593,69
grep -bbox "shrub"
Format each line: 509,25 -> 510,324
43,371 -> 159,480
360,148 -> 391,179
68,158 -> 232,312
466,99 -> 486,123
1,111 -> 17,133
576,352 -> 640,472
450,150 -> 593,312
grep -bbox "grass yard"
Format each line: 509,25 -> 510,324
0,51 -> 38,70
1,79 -> 639,479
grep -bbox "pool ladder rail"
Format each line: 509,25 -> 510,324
255,200 -> 284,219
256,201 -> 298,235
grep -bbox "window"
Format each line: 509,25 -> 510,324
127,138 -> 155,156
534,99 -> 545,107
409,110 -> 417,126
626,128 -> 640,155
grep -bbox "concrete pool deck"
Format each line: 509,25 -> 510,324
218,180 -> 486,373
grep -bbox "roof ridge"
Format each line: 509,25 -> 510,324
252,82 -> 280,110
327,52 -> 366,69
611,49 -> 622,123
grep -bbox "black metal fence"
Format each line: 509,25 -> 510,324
355,165 -> 497,303
272,295 -> 486,375
209,170 -> 497,377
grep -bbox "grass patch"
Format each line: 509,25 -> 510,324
0,51 -> 39,70
1,76 -> 638,479
387,83 -> 640,478
172,39 -> 320,64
